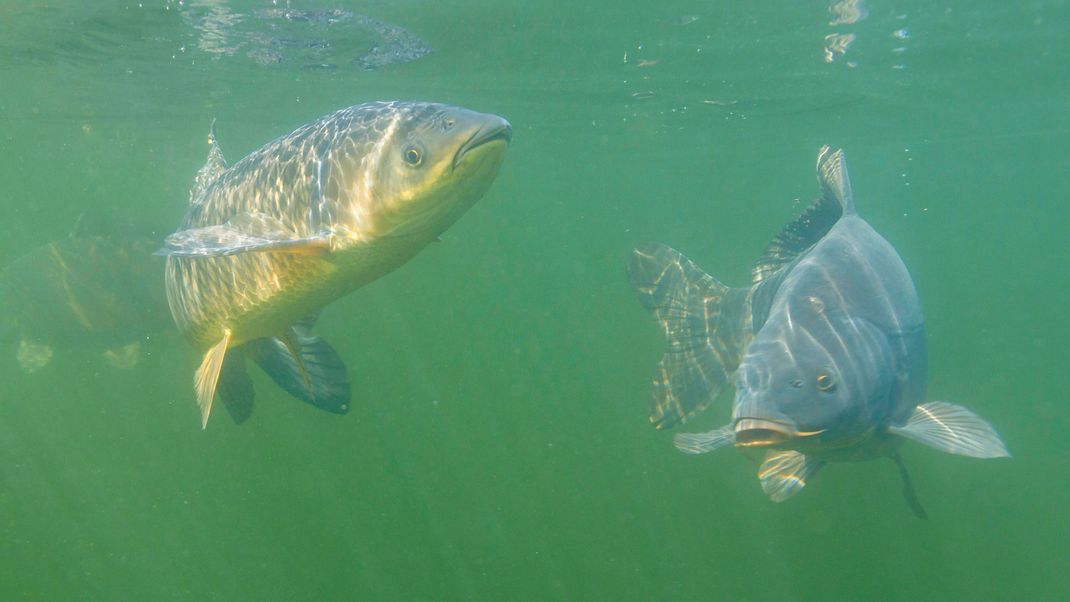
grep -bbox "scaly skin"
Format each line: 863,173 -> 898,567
165,101 -> 510,352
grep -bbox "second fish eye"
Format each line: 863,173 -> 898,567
403,145 -> 422,166
816,373 -> 836,392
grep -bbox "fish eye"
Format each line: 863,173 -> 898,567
403,145 -> 422,166
816,373 -> 836,392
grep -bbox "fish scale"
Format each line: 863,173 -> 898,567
630,146 -> 1008,517
160,101 -> 511,428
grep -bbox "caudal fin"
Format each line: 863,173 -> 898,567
628,243 -> 751,429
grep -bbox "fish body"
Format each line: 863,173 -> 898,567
629,147 -> 1007,515
161,101 -> 511,427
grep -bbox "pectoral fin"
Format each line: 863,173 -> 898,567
758,450 -> 823,502
246,322 -> 351,415
673,424 -> 735,454
887,401 -> 1010,458
157,212 -> 331,257
194,330 -> 231,429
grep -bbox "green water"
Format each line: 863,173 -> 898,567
1,1 -> 1067,600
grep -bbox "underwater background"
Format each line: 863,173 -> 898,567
0,1 -> 1067,600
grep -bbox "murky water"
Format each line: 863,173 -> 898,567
1,1 -> 1067,599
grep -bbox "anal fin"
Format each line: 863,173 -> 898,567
758,450 -> 823,502
887,401 -> 1010,458
217,350 -> 255,425
194,329 -> 231,429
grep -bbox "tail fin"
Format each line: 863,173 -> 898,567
628,243 -> 751,429
246,323 -> 351,415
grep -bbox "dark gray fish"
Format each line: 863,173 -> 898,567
629,147 -> 1008,516
0,219 -> 171,373
159,101 -> 511,428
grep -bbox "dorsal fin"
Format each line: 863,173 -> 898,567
816,145 -> 855,216
189,119 -> 227,206
750,146 -> 853,283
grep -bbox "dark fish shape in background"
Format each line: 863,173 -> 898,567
159,101 -> 511,428
177,3 -> 432,71
0,219 -> 171,373
628,147 -> 1008,517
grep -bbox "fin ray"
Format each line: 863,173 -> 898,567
816,145 -> 855,215
673,424 -> 735,454
629,243 -> 751,428
751,146 -> 853,283
758,450 -> 823,502
888,401 -> 1010,458
157,212 -> 331,257
246,322 -> 350,414
190,120 -> 227,206
194,330 -> 231,429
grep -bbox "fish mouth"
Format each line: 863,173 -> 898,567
734,418 -> 826,448
453,117 -> 512,168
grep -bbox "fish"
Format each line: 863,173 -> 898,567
159,101 -> 511,428
0,216 -> 171,373
628,146 -> 1008,517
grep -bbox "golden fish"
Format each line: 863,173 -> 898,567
160,101 -> 511,428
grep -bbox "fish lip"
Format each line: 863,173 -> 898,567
736,419 -> 826,446
733,418 -> 825,447
453,117 -> 512,168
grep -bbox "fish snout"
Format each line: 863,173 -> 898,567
453,114 -> 512,168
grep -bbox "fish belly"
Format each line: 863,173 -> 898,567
165,232 -> 432,350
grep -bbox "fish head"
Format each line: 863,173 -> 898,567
345,102 -> 511,239
731,295 -> 895,451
